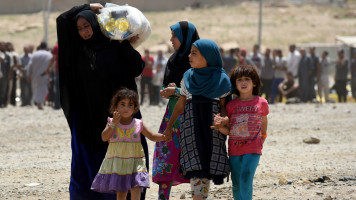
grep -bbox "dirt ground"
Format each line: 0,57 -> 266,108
1,1 -> 356,199
0,102 -> 355,200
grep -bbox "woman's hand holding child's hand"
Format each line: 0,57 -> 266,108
163,127 -> 173,142
160,87 -> 174,98
211,113 -> 230,135
210,113 -> 227,129
160,82 -> 176,99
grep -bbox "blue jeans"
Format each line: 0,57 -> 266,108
230,154 -> 260,200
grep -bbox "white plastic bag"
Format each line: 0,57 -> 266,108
97,3 -> 151,48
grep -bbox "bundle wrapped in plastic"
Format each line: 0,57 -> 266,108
97,3 -> 151,48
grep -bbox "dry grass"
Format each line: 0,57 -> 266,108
1,2 -> 356,54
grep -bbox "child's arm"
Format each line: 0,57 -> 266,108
160,82 -> 180,99
102,124 -> 115,142
210,97 -> 229,129
102,112 -> 121,142
261,116 -> 268,143
219,97 -> 228,117
163,95 -> 186,141
218,126 -> 230,135
141,123 -> 166,142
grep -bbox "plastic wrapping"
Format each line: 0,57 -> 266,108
97,3 -> 151,48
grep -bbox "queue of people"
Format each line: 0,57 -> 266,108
0,41 -> 60,110
1,42 -> 354,110
220,44 -> 356,104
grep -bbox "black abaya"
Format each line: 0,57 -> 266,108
56,4 -> 148,199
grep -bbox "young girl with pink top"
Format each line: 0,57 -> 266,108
212,65 -> 269,200
91,88 -> 166,200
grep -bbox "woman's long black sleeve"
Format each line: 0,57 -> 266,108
56,4 -> 90,130
119,40 -> 145,77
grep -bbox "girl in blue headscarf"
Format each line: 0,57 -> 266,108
152,21 -> 199,200
163,39 -> 231,199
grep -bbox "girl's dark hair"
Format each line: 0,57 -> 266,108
109,88 -> 139,115
230,65 -> 262,96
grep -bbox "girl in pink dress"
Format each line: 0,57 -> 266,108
91,88 -> 166,200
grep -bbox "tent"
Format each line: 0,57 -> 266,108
335,36 -> 356,48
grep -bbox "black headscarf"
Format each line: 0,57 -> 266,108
163,21 -> 199,87
75,10 -> 111,70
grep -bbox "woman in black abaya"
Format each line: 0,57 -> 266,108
56,3 -> 148,199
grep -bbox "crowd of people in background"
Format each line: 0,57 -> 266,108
0,41 -> 60,110
1,41 -> 356,110
220,44 -> 356,103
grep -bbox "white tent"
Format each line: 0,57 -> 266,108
335,36 -> 356,48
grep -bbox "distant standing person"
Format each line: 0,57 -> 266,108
141,49 -> 154,105
6,42 -> 21,106
297,48 -> 313,103
234,48 -> 245,66
222,48 -> 237,76
260,48 -> 274,102
351,51 -> 356,101
309,47 -> 319,101
0,41 -> 11,108
152,50 -> 168,106
45,42 -> 60,109
241,48 -> 255,67
287,44 -> 301,78
27,42 -> 52,110
334,49 -> 349,102
317,51 -> 331,103
271,49 -> 287,104
19,45 -> 32,106
249,44 -> 264,75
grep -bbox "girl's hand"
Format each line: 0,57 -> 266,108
163,127 -> 172,142
210,113 -> 228,129
112,111 -> 121,124
160,87 -> 175,98
168,83 -> 176,87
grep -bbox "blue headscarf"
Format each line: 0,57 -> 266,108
163,21 -> 199,87
171,22 -> 197,56
183,39 -> 232,99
